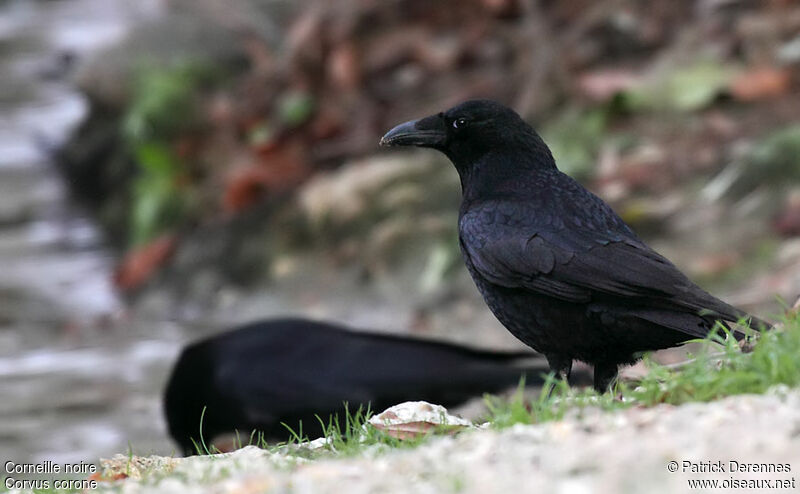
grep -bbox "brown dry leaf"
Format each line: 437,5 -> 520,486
729,66 -> 791,101
255,139 -> 312,190
310,106 -> 345,140
223,166 -> 272,214
88,471 -> 129,482
113,235 -> 177,292
225,141 -> 311,213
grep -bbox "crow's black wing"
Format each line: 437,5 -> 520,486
460,201 -> 761,336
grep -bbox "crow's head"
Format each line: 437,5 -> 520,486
380,100 -> 550,170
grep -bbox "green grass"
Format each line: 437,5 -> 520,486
185,403 -> 436,460
485,315 -> 800,429
267,404 -> 439,459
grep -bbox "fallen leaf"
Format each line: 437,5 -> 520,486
310,106 -> 345,140
87,472 -> 128,482
113,235 -> 177,292
223,166 -> 272,214
729,66 -> 791,101
88,471 -> 129,482
225,141 -> 311,213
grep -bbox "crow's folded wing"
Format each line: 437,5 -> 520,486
460,222 -> 752,328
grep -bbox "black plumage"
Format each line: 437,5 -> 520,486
381,99 -> 771,391
164,317 -> 549,454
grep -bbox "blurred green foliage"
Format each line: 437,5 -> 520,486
541,108 -> 608,181
122,61 -> 219,245
277,90 -> 315,127
741,125 -> 800,186
541,59 -> 738,182
248,121 -> 276,146
130,142 -> 190,246
123,61 -> 217,142
622,61 -> 735,113
706,124 -> 800,201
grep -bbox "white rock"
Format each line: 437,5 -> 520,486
368,401 -> 473,427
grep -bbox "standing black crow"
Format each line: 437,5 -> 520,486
164,317 -> 549,454
381,99 -> 771,391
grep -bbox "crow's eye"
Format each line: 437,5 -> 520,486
453,117 -> 469,129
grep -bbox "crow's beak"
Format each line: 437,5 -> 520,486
380,115 -> 446,148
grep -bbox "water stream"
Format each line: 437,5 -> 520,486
0,0 -> 189,465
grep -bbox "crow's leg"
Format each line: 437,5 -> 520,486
593,361 -> 618,392
545,354 -> 573,383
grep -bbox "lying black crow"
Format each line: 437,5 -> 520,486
381,99 -> 771,391
164,317 -> 548,454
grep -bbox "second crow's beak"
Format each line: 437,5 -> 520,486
379,114 -> 446,148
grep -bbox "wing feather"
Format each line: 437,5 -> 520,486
461,215 -> 751,325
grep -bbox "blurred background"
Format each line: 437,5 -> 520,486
1,0 -> 798,465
